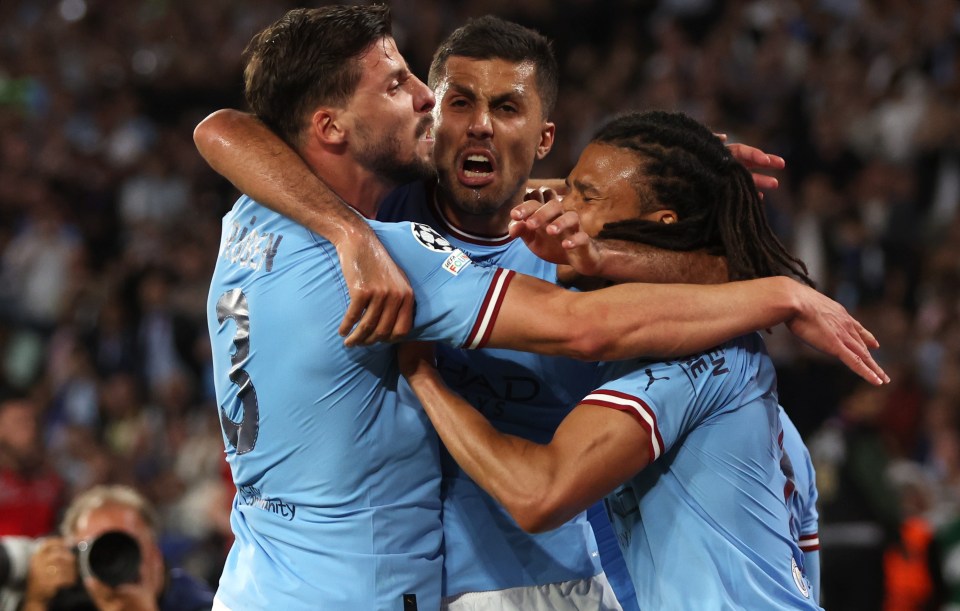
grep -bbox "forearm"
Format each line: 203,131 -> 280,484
494,275 -> 798,360
592,241 -> 728,284
579,276 -> 798,359
193,109 -> 369,245
405,367 -> 556,529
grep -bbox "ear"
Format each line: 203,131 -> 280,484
310,107 -> 347,145
535,120 -> 556,160
656,210 -> 678,225
643,209 -> 678,224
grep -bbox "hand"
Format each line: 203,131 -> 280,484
336,231 -> 415,347
397,342 -> 436,381
23,537 -> 78,607
524,178 -> 570,196
83,577 -> 159,611
785,282 -> 889,385
717,134 -> 786,193
509,190 -> 570,264
510,193 -> 605,277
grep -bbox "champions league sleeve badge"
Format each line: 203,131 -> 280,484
411,222 -> 456,253
410,222 -> 471,275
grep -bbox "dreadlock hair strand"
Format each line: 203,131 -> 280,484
594,111 -> 813,287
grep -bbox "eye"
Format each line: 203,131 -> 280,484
447,97 -> 469,108
498,103 -> 518,114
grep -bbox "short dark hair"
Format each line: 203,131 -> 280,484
243,5 -> 392,146
428,16 -> 559,118
593,110 -> 813,286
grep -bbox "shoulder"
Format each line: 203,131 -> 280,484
369,220 -> 480,274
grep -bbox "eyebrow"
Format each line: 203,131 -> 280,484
572,178 -> 600,196
446,84 -> 522,107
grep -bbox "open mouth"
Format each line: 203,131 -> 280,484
458,150 -> 496,187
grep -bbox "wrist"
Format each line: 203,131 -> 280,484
330,219 -> 374,251
588,241 -> 610,278
774,276 -> 803,320
405,362 -> 439,387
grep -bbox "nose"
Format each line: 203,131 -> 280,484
412,76 -> 435,114
467,107 -> 493,139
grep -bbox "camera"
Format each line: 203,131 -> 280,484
76,530 -> 142,587
0,531 -> 141,611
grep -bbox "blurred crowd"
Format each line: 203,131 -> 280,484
1,0 -> 959,607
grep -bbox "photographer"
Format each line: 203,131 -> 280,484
20,485 -> 213,611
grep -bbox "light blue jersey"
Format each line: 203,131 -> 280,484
208,195 -> 514,611
780,408 -> 821,603
590,334 -> 821,610
381,182 -> 611,597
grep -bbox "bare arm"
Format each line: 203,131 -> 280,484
400,343 -> 648,533
194,109 -> 413,346
511,191 -> 727,284
570,240 -> 728,284
486,273 -> 887,385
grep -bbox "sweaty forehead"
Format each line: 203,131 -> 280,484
358,36 -> 406,73
573,143 -> 644,190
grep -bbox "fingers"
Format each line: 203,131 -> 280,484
844,325 -> 889,384
340,289 -> 415,347
513,198 -> 547,221
858,323 -> 880,350
338,293 -> 368,339
840,346 -> 888,386
513,192 -> 563,224
336,233 -> 415,346
561,230 -> 592,251
788,286 -> 889,385
28,539 -> 77,598
522,198 -> 565,230
523,188 -> 546,205
726,143 -> 786,170
544,210 -> 582,236
751,173 -> 780,191
831,315 -> 888,385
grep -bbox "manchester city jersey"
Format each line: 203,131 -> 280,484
590,334 -> 821,610
207,195 -> 513,611
381,182 -> 608,596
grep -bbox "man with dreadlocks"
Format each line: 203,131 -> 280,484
398,110 -> 826,610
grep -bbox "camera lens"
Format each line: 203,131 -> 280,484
77,531 -> 141,587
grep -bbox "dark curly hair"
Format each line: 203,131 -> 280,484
593,110 -> 812,286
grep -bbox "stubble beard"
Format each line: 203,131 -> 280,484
354,122 -> 437,186
436,167 -> 526,219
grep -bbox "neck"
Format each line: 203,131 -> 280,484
434,188 -> 517,239
300,147 -> 395,219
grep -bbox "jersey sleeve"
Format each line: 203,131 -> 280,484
798,450 -> 820,550
371,221 -> 514,349
779,408 -> 820,551
584,359 -> 700,464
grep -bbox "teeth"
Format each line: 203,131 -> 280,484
464,170 -> 492,177
467,154 -> 490,163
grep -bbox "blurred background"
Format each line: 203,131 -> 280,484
1,0 -> 958,608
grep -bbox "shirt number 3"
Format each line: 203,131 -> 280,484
216,288 -> 260,454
